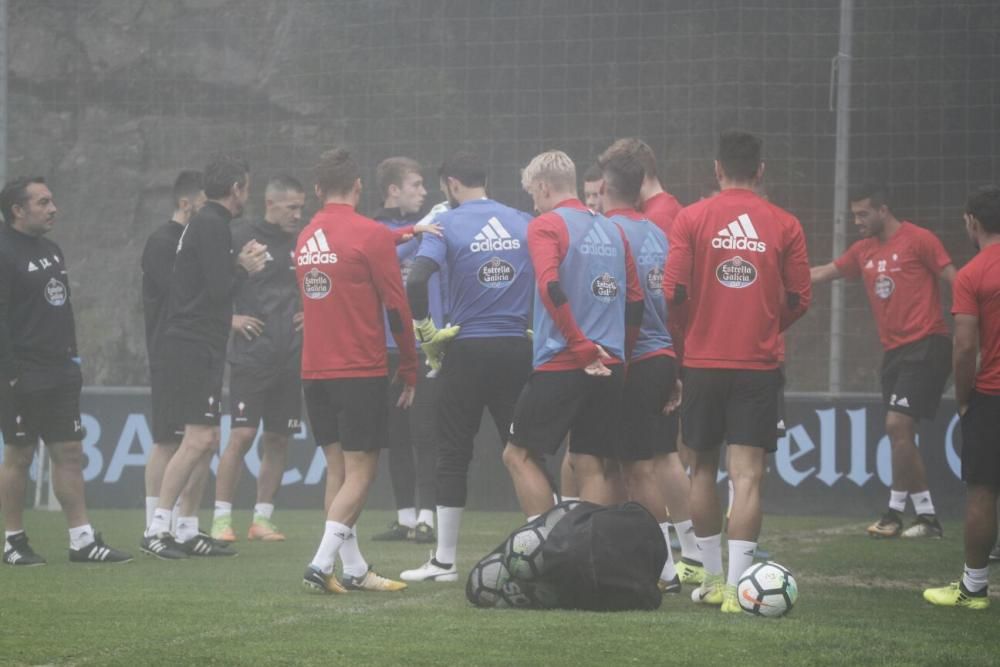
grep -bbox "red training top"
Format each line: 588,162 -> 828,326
642,191 -> 683,237
295,203 -> 417,385
834,222 -> 951,351
952,243 -> 1000,395
529,198 -> 644,371
663,188 -> 811,370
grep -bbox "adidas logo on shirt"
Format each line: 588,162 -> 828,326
298,229 -> 338,265
712,214 -> 767,253
580,224 -> 618,257
637,231 -> 666,265
469,217 -> 521,252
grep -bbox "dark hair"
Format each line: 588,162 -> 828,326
266,174 -> 304,195
599,138 -> 658,181
438,151 -> 487,188
375,157 -> 423,199
172,170 -> 204,207
849,183 -> 890,211
316,147 -> 360,196
203,155 -> 250,200
583,163 -> 603,183
717,130 -> 762,182
966,185 -> 1000,235
0,176 -> 47,225
598,153 -> 643,205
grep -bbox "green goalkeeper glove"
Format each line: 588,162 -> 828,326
414,318 -> 461,372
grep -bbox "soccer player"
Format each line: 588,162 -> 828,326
211,175 -> 306,543
582,163 -> 603,212
140,171 -> 208,547
399,151 -> 534,582
664,130 -> 811,612
369,157 -> 441,543
924,186 -> 1000,609
811,184 -> 955,539
504,150 -> 644,516
597,149 -> 683,593
0,177 -> 132,565
142,155 -> 269,559
599,137 -> 703,584
299,148 -> 414,594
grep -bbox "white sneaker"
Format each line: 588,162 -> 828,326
400,555 -> 458,582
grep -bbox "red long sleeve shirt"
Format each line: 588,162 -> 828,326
296,203 -> 417,385
663,188 -> 811,370
642,190 -> 683,237
528,199 -> 644,371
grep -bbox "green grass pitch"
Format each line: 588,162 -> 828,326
1,510 -> 998,666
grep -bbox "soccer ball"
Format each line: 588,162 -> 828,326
737,561 -> 798,617
499,579 -> 560,609
466,553 -> 511,608
504,524 -> 549,580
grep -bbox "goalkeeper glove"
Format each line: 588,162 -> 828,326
414,318 -> 461,372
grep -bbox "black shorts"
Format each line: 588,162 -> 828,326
386,352 -> 441,451
437,337 -> 533,452
304,376 -> 388,452
960,390 -> 1000,487
617,355 -> 679,461
149,360 -> 183,444
681,367 -> 781,452
157,336 -> 226,428
510,364 -> 625,458
229,365 -> 303,436
1,379 -> 84,446
881,335 -> 952,420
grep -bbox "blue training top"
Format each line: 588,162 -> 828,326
532,206 -> 628,368
416,198 -> 533,340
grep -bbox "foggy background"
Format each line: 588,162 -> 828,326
6,0 -> 999,390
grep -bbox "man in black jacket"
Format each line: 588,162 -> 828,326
140,170 -> 208,535
0,176 -> 131,565
211,175 -> 305,543
141,156 -> 269,559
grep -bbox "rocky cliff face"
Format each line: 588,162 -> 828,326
7,1 -> 997,389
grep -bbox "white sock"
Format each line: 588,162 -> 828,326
5,529 -> 25,547
695,533 -> 723,576
214,501 -> 233,520
398,507 -> 417,529
175,516 -> 199,543
310,521 -> 350,575
727,479 -> 735,517
338,527 -> 369,578
435,506 -> 463,566
417,509 -> 434,528
526,514 -> 540,522
674,519 -> 698,561
145,497 -> 159,528
727,539 -> 757,587
146,508 -> 172,537
170,500 -> 182,534
963,564 -> 989,593
68,524 -> 95,550
659,522 -> 677,582
254,503 -> 275,520
910,491 -> 935,516
888,490 -> 907,513
561,496 -> 579,502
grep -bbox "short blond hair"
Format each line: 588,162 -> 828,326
521,150 -> 577,192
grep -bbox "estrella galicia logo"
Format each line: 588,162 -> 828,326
715,256 -> 758,289
302,268 -> 332,300
477,257 -> 516,289
646,267 -> 664,294
44,277 -> 68,306
874,274 -> 895,299
591,272 -> 619,303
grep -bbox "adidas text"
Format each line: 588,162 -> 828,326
711,236 -> 767,252
470,238 -> 520,252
